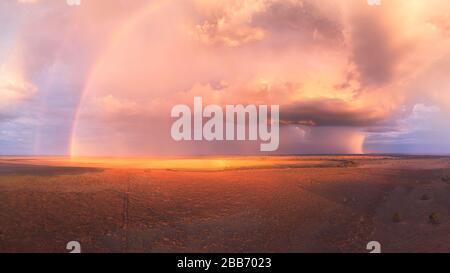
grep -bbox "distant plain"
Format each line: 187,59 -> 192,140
0,155 -> 449,253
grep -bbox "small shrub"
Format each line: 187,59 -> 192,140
343,161 -> 357,167
420,194 -> 431,201
429,212 -> 440,225
392,212 -> 402,223
442,175 -> 450,182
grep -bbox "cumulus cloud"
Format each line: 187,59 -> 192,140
2,0 -> 450,155
349,15 -> 401,87
189,0 -> 266,47
280,99 -> 387,127
189,0 -> 345,48
253,0 -> 345,47
0,68 -> 36,106
70,0 -> 450,155
0,0 -> 148,154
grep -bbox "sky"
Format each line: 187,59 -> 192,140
1,0 -> 450,156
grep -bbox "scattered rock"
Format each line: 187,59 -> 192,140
429,213 -> 441,225
392,212 -> 402,223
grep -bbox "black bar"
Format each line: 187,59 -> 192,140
1,253 -> 447,272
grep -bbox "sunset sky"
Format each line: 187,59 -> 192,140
1,0 -> 450,155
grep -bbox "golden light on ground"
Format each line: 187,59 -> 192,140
0,156 -> 371,170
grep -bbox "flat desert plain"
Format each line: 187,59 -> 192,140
0,155 -> 450,253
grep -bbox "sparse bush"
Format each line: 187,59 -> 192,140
392,212 -> 402,223
343,160 -> 357,167
429,213 -> 440,225
420,194 -> 431,201
441,175 -> 450,182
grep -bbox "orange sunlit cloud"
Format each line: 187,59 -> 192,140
2,0 -> 450,155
